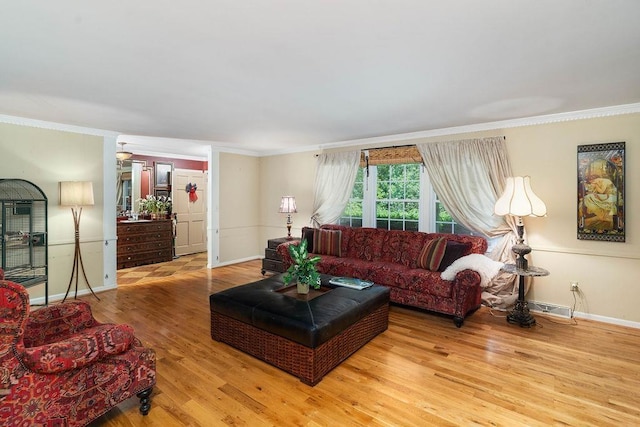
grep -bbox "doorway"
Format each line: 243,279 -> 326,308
173,169 -> 207,256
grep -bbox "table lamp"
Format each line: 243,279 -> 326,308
279,196 -> 297,239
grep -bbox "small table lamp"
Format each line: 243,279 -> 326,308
60,181 -> 100,301
279,196 -> 297,239
494,176 -> 549,327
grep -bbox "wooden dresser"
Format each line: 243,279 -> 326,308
117,220 -> 173,269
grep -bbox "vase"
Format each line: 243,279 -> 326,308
296,281 -> 310,295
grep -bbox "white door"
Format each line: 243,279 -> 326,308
173,169 -> 207,256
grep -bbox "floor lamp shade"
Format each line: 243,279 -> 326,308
494,176 -> 546,217
60,181 -> 94,207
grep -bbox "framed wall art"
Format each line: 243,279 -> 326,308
577,142 -> 625,242
154,162 -> 173,189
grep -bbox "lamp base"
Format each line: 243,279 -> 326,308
62,207 -> 100,302
507,299 -> 536,327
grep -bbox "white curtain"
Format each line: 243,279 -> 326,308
311,151 -> 361,227
417,137 -> 520,308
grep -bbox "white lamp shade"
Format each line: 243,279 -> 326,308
60,181 -> 95,206
494,176 -> 547,217
278,196 -> 297,214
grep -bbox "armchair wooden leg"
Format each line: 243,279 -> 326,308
137,387 -> 153,415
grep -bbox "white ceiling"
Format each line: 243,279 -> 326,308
1,1 -> 639,156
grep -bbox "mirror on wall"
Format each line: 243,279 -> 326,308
116,160 -> 150,216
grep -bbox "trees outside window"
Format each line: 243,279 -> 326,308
339,164 -> 471,234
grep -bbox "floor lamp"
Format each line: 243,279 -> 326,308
494,176 -> 548,327
60,181 -> 100,302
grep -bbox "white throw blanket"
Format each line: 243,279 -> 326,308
440,254 -> 504,288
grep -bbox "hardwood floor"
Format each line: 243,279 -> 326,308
87,260 -> 640,426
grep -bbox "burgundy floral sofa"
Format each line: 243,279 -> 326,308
0,276 -> 156,426
277,225 -> 488,327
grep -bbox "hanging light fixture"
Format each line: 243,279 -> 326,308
116,142 -> 133,162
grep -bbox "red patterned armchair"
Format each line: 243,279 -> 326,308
0,277 -> 156,426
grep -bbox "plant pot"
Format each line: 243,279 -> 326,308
296,281 -> 310,295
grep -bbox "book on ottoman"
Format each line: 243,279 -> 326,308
329,277 -> 374,290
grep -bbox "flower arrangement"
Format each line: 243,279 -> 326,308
137,194 -> 172,214
283,239 -> 321,292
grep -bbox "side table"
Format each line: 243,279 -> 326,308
261,237 -> 300,275
502,264 -> 550,327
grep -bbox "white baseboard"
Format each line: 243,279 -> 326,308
573,311 -> 640,329
30,284 -> 117,306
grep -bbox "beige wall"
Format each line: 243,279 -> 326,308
218,152 -> 261,263
3,112 -> 638,324
258,151 -> 319,245
503,114 -> 639,323
258,113 -> 640,324
0,122 -> 105,301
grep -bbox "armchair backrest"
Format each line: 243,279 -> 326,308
0,280 -> 29,391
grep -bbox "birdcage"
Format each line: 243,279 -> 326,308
0,179 -> 48,304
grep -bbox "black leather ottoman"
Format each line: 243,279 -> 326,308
210,274 -> 390,385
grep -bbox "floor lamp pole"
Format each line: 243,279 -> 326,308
62,207 -> 100,302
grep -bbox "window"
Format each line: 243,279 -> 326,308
339,163 -> 472,235
434,195 -> 474,235
375,164 -> 420,231
338,167 -> 364,228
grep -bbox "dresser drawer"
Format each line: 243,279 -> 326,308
117,248 -> 173,269
262,258 -> 284,273
119,240 -> 172,253
265,248 -> 281,261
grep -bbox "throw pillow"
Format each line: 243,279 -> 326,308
417,237 -> 447,271
23,324 -> 135,374
301,227 -> 316,253
313,229 -> 342,257
438,241 -> 473,272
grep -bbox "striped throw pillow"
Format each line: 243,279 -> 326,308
313,229 -> 342,257
417,237 -> 447,271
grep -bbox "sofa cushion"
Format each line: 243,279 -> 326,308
438,241 -> 473,272
345,227 -> 386,261
313,229 -> 342,257
417,237 -> 447,271
380,230 -> 429,268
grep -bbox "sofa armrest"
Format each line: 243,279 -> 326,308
24,301 -> 99,347
276,241 -> 300,270
22,323 -> 135,374
454,269 -> 482,287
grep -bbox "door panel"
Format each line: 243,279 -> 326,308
174,169 -> 207,255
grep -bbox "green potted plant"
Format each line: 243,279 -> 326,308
282,239 -> 321,294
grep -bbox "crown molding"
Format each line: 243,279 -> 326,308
0,113 -> 120,138
3,102 -> 639,157
316,102 -> 640,152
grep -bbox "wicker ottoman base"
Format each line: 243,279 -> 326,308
211,304 -> 389,385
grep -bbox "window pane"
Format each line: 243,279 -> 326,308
405,201 -> 419,220
377,165 -> 390,180
377,181 -> 389,199
390,220 -> 404,230
436,222 -> 451,233
405,220 -> 419,231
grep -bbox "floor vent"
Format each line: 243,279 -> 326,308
528,301 -> 571,318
